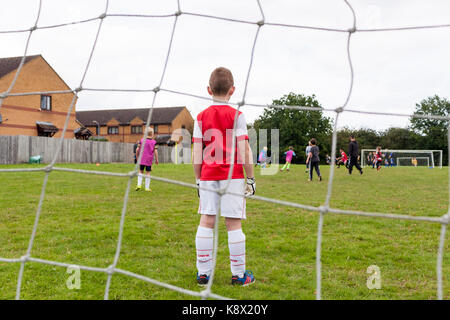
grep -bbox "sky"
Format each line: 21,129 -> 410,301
1,0 -> 450,131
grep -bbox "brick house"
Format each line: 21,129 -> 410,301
0,55 -> 84,139
76,107 -> 194,144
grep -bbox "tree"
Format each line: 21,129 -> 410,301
252,93 -> 332,163
336,127 -> 381,154
379,127 -> 421,150
410,95 -> 449,165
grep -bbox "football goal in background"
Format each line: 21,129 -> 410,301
0,0 -> 448,301
361,149 -> 443,169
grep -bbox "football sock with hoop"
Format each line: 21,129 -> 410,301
196,226 -> 214,276
228,229 -> 245,278
137,173 -> 143,187
145,175 -> 151,189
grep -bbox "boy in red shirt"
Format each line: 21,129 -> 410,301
193,67 -> 256,286
337,148 -> 348,169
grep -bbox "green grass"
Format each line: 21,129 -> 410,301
0,163 -> 448,300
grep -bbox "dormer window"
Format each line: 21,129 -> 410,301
108,126 -> 119,135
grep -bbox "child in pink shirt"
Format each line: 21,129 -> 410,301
135,127 -> 158,192
281,146 -> 296,171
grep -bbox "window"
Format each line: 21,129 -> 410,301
153,125 -> 158,133
40,95 -> 52,111
108,126 -> 119,135
131,125 -> 142,134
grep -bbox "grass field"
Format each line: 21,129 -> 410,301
0,163 -> 448,300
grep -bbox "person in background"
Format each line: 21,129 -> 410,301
348,135 -> 363,175
281,146 -> 296,172
258,146 -> 268,168
305,141 -> 312,173
135,128 -> 158,192
133,140 -> 139,164
306,138 -> 322,182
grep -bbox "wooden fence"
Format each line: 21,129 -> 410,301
0,135 -> 180,165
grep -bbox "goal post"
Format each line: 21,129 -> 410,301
361,149 -> 443,169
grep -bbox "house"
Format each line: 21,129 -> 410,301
0,55 -> 82,138
76,106 -> 194,144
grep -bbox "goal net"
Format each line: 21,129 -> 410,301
397,157 -> 429,167
0,0 -> 448,301
361,149 -> 443,169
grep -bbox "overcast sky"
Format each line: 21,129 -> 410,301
1,0 -> 450,131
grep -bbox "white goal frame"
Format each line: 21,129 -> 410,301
361,149 -> 443,169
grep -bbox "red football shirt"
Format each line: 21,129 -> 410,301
193,105 -> 249,181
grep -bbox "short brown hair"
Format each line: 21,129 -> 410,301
209,67 -> 234,96
310,138 -> 317,145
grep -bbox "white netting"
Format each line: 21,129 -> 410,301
0,0 -> 448,300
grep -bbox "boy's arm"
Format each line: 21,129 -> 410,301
154,148 -> 159,164
193,141 -> 203,180
240,140 -> 255,196
242,140 -> 254,179
306,152 -> 312,163
136,146 -> 140,159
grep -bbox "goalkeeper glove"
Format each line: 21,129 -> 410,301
196,178 -> 200,198
245,177 -> 256,196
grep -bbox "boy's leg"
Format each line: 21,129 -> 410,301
225,218 -> 245,278
286,162 -> 291,171
281,163 -> 287,171
145,171 -> 151,190
355,159 -> 363,173
196,181 -> 220,281
314,162 -> 321,179
219,179 -> 254,285
196,215 -> 215,278
136,169 -> 144,189
348,159 -> 353,174
309,163 -> 313,180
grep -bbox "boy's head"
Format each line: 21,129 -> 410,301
289,146 -> 293,150
340,148 -> 343,152
310,138 -> 317,146
208,67 -> 235,100
350,135 -> 355,141
145,127 -> 154,138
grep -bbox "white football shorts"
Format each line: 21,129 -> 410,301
198,179 -> 246,219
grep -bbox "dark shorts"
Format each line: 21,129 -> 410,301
139,165 -> 152,172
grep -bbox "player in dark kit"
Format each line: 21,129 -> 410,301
348,135 -> 363,175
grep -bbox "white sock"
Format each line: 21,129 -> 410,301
145,175 -> 151,189
196,226 -> 214,276
137,174 -> 143,187
228,229 -> 245,278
